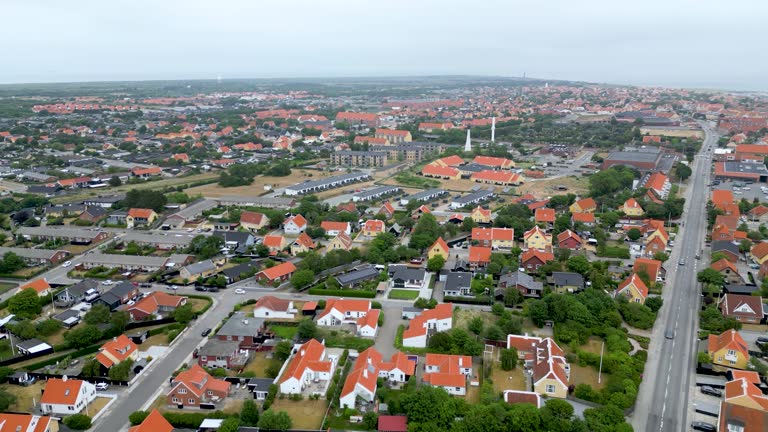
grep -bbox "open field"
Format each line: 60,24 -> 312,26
185,169 -> 323,198
388,289 -> 420,300
269,398 -> 327,430
521,175 -> 589,197
53,172 -> 219,204
489,364 -> 527,393
1,381 -> 46,411
454,308 -> 496,331
569,364 -> 606,390
89,396 -> 112,417
0,282 -> 17,295
186,297 -> 211,313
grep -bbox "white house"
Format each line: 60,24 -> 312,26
422,353 -> 472,396
316,299 -> 372,326
340,348 -> 416,409
320,221 -> 351,237
40,377 -> 96,415
252,296 -> 297,319
402,303 -> 453,348
357,310 -> 380,338
283,214 -> 308,235
278,339 -> 334,395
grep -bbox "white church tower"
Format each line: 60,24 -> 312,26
464,129 -> 472,152
491,117 -> 496,143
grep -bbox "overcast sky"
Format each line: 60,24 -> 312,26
3,0 -> 766,91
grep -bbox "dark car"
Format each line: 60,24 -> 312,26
757,336 -> 768,345
207,287 -> 219,293
195,286 -> 208,292
700,386 -> 722,397
691,421 -> 716,432
665,330 -> 675,340
201,328 -> 212,337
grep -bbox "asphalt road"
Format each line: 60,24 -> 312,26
633,122 -> 717,432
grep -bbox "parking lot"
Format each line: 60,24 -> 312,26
712,180 -> 768,203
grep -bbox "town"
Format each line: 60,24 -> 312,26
0,76 -> 765,432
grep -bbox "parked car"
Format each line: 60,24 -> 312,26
195,286 -> 208,292
62,261 -> 72,268
700,386 -> 722,397
102,280 -> 113,285
95,383 -> 109,391
234,288 -> 246,295
201,328 -> 212,337
691,421 -> 716,432
207,287 -> 219,293
756,336 -> 768,345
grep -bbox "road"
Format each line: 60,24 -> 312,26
632,122 -> 717,432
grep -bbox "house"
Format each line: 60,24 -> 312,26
213,231 -> 255,252
390,266 -> 427,289
421,164 -> 461,180
17,278 -> 51,297
222,260 -> 260,283
423,353 -> 472,396
95,282 -> 139,311
124,292 -> 187,321
321,221 -> 351,237
290,232 -> 316,256
634,257 -> 664,282
711,258 -> 743,284
246,378 -> 274,401
340,348 -> 416,409
283,214 -> 308,235
571,212 -> 596,226
708,330 -> 750,370
377,202 -> 396,219
471,227 -> 515,249
472,155 -> 515,169
255,261 -> 297,284
263,235 -> 286,254
167,364 -> 232,407
520,249 -> 555,272
443,272 -> 472,297
0,413 -> 57,432
129,409 -> 173,432
750,242 -> 768,265
507,335 -> 570,398
253,296 -> 297,319
317,299 -> 372,326
216,312 -> 269,350
0,246 -> 69,266
336,267 -> 380,288
357,309 -> 380,337
53,309 -> 81,328
132,167 -> 162,178
240,211 -> 269,231
326,232 -> 354,252
375,128 -> 412,144
468,246 -> 491,269
748,205 -> 768,224
498,271 -> 544,299
427,237 -> 449,261
40,377 -> 97,415
615,274 -> 649,304
79,206 -> 108,223
504,390 -> 543,408
279,339 -> 334,394
95,334 -> 138,370
642,172 -> 672,199
550,272 -> 585,293
361,219 -> 386,237
719,294 -> 765,324
378,416 -> 408,432
556,230 -> 582,250
719,378 -> 768,432
179,259 -> 217,281
712,241 -> 741,262
535,208 -> 555,226
469,206 -> 492,224
126,208 -> 158,229
197,339 -> 249,370
402,303 -> 453,348
16,339 -> 53,356
622,198 -> 644,217
523,226 -> 551,251
569,197 -> 597,214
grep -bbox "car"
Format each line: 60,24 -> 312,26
665,330 -> 675,340
690,421 -> 716,432
62,261 -> 72,268
700,386 -> 722,397
195,286 -> 208,292
171,285 -> 179,291
201,328 -> 212,337
95,382 -> 109,391
234,288 -> 246,295
678,259 -> 685,266
207,287 -> 219,293
756,336 -> 768,345
102,280 -> 113,285
126,300 -> 135,306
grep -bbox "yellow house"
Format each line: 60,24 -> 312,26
615,274 -> 648,304
326,232 -> 353,252
645,228 -> 669,247
290,233 -> 316,256
569,198 -> 597,214
428,237 -> 449,261
523,226 -> 551,251
126,208 -> 158,229
622,198 -> 644,217
708,329 -> 750,370
532,339 -> 569,399
240,210 -> 269,231
749,242 -> 768,265
470,207 -> 492,224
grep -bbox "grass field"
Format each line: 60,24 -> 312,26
187,297 -> 211,313
453,308 -> 497,332
0,282 -> 17,295
270,325 -> 298,340
185,168 -> 319,198
240,351 -> 275,377
388,289 -> 420,300
522,175 -> 589,197
89,396 -> 113,417
52,172 -> 219,204
569,364 -> 606,390
269,398 -> 327,430
1,382 -> 46,411
489,365 -> 528,393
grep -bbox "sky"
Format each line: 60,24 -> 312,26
3,0 -> 767,91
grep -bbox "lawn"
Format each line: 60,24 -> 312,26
1,382 -> 46,411
0,282 -> 17,295
138,333 -> 169,350
269,398 -> 327,430
270,325 -> 298,340
388,289 -> 420,300
88,396 -> 112,417
240,351 -> 275,377
186,297 -> 211,313
569,364 -> 606,391
463,383 -> 481,403
453,308 -> 497,332
489,365 -> 528,394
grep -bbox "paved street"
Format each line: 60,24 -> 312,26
632,122 -> 717,432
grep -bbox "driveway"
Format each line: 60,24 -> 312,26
375,305 -> 404,359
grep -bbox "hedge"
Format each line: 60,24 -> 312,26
263,384 -> 278,410
21,344 -> 101,372
443,295 -> 493,305
162,411 -> 232,428
307,288 -> 375,298
597,246 -> 630,259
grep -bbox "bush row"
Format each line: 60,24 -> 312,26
306,288 -> 376,298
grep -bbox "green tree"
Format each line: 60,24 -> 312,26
461,217 -> 477,232
468,316 -> 484,335
218,417 -> 241,432
258,409 -> 293,431
110,311 -> 130,332
427,255 -> 446,272
173,303 -> 195,324
108,175 -> 122,187
128,411 -> 149,425
8,288 -> 41,319
63,414 -> 92,430
645,296 -> 663,313
697,268 -> 725,286
363,412 -> 378,430
241,399 -> 260,426
0,389 -> 16,411
120,189 -> 168,212
297,319 -> 318,339
81,359 -> 102,377
528,299 -> 549,327
626,228 -> 642,241
500,348 -> 518,370
653,251 -> 669,262
36,319 -> 60,337
84,303 -> 111,324
566,255 -> 591,275
108,358 -> 134,381
290,269 -> 315,289
274,340 -> 293,361
64,324 -> 102,349
673,163 -> 692,181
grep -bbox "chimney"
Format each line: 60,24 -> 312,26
363,368 -> 368,379
62,375 -> 68,382
300,350 -> 305,357
243,319 -> 248,325
458,357 -> 462,367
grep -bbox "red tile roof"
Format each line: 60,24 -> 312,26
708,329 -> 749,357
468,246 -> 492,263
617,274 -> 649,299
285,214 -> 308,229
40,378 -> 87,405
258,262 -> 297,281
471,170 -> 521,184
0,414 -> 54,432
535,208 -> 555,223
720,294 -> 763,321
240,210 -> 266,225
254,295 -> 293,313
96,335 -> 138,368
129,409 -> 173,432
321,221 -> 350,232
128,208 -> 155,219
263,235 -> 285,248
279,339 -> 330,383
19,278 -> 51,294
378,415 -> 408,432
421,164 -> 460,178
633,258 -> 662,282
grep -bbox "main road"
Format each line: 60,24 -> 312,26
632,122 -> 717,432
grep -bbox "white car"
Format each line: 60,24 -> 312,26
95,382 -> 109,391
234,288 -> 246,295
62,261 -> 72,268
102,280 -> 113,285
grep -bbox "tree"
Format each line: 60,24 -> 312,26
108,358 -> 134,381
36,319 -> 60,337
468,316 -> 484,335
218,417 -> 241,432
500,348 -> 518,370
566,255 -> 591,275
645,296 -> 663,313
697,268 -> 725,287
258,409 -> 293,431
173,303 -> 195,324
626,228 -> 642,241
63,414 -> 92,430
8,288 -> 41,319
0,389 -> 16,411
84,303 -> 111,325
110,311 -> 130,332
363,412 -> 378,430
461,217 -> 477,232
274,340 -> 293,361
81,359 -> 102,377
710,252 -> 728,263
427,255 -> 446,273
108,175 -> 122,187
674,163 -> 692,181
241,400 -> 260,426
297,319 -> 318,339
290,269 -> 315,289
528,300 -> 549,327
120,189 -> 167,212
653,251 -> 669,262
128,411 -> 149,425
64,324 -> 102,349
541,399 -> 575,432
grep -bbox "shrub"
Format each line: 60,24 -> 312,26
306,288 -> 376,298
129,411 -> 149,426
63,414 -> 92,430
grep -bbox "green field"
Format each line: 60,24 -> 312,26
0,282 -> 17,295
270,325 -> 298,340
388,289 -> 420,300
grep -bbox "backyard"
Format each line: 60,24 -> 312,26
388,289 -> 419,300
489,364 -> 527,394
1,381 -> 45,412
270,325 -> 298,340
269,398 -> 327,430
240,351 -> 276,377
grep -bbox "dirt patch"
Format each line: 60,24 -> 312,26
521,176 -> 589,198
89,396 -> 112,416
1,382 -> 46,412
489,365 -> 528,394
221,398 -> 244,414
269,398 -> 328,430
52,173 -> 219,204
186,169 -> 321,199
